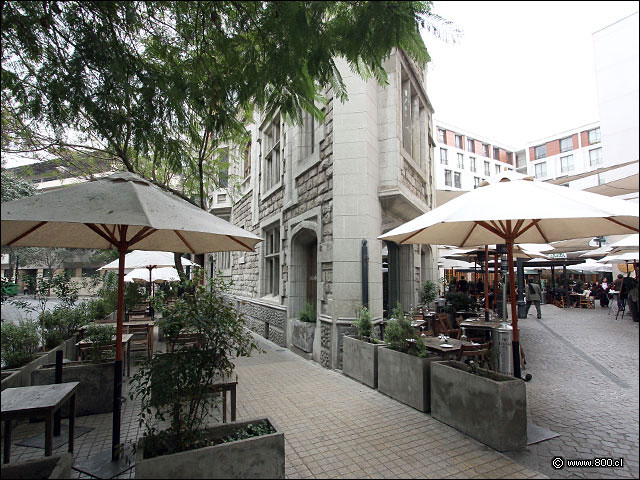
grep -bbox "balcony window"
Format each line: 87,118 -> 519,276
474,177 -> 481,188
484,161 -> 490,177
588,127 -> 601,144
493,147 -> 500,160
482,144 -> 489,157
470,157 -> 476,172
454,172 -> 461,189
455,135 -> 462,149
457,153 -> 464,169
467,138 -> 474,153
560,136 -> 573,153
440,149 -> 448,165
560,155 -> 574,173
589,148 -> 603,166
402,67 -> 427,167
438,128 -> 446,144
534,144 -> 546,160
535,162 -> 547,178
444,169 -> 452,187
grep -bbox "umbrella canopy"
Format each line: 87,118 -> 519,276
579,244 -> 613,258
609,233 -> 639,253
124,266 -> 180,283
99,250 -> 195,271
443,244 -> 550,262
1,171 -> 262,461
598,252 -> 640,264
379,177 -> 639,379
566,259 -> 613,273
548,237 -> 599,254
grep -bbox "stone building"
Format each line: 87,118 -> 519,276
209,49 -> 438,369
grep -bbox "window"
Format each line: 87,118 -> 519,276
454,172 -> 461,188
534,144 -> 546,160
457,153 -> 464,169
560,136 -> 573,153
243,141 -> 251,178
300,109 -> 315,157
598,173 -> 605,185
467,138 -> 474,153
264,225 -> 280,296
455,135 -> 462,149
482,144 -> 489,157
438,129 -> 446,143
262,114 -> 282,191
444,169 -> 452,187
560,154 -> 574,173
588,127 -> 601,144
219,154 -> 229,187
474,177 -> 481,188
440,149 -> 448,165
493,147 -> 500,160
470,157 -> 476,172
401,68 -> 426,166
589,148 -> 603,166
217,251 -> 232,271
495,164 -> 500,174
484,161 -> 490,176
535,162 -> 547,178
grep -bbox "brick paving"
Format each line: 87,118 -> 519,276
1,301 -> 637,478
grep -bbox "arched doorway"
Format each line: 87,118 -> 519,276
290,228 -> 318,318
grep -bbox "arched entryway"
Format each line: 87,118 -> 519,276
290,228 -> 318,318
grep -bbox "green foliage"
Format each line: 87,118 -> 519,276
50,273 -> 80,309
354,306 -> 373,339
130,269 -> 260,456
420,280 -> 438,306
383,314 -> 427,358
1,167 -> 36,202
99,271 -> 146,316
1,319 -> 41,368
83,324 -> 117,362
298,302 -> 316,323
41,302 -> 89,349
391,301 -> 405,321
445,291 -> 473,312
86,298 -> 109,322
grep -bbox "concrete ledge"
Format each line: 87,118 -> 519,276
291,319 -> 315,353
1,452 -> 72,479
342,335 -> 385,388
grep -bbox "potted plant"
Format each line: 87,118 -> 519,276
130,270 -> 284,479
31,324 -> 116,417
342,306 -> 385,388
377,303 -> 443,412
290,301 -> 316,354
420,280 -> 438,310
431,360 -> 527,451
1,319 -> 41,370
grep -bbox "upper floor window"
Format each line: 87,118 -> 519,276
243,141 -> 251,179
506,152 -> 513,165
467,138 -> 475,153
454,172 -> 461,189
494,164 -> 500,175
300,110 -> 315,158
560,136 -> 573,153
470,157 -> 476,172
560,155 -> 574,173
534,144 -> 546,160
457,153 -> 464,169
263,224 -> 280,296
262,114 -> 282,191
219,154 -> 229,188
482,144 -> 489,157
440,149 -> 448,165
484,161 -> 490,177
535,162 -> 547,178
438,128 -> 446,144
474,177 -> 481,189
589,148 -> 603,166
444,169 -> 452,187
401,67 -> 426,167
455,135 -> 462,149
588,127 -> 601,144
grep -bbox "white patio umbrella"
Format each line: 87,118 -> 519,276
379,176 -> 638,378
1,171 -> 262,465
566,259 -> 613,273
609,233 -> 639,253
124,266 -> 180,283
548,237 -> 599,254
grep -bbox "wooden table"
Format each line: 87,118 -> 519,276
207,376 -> 238,423
81,320 -> 155,358
2,382 -> 79,464
76,333 -> 134,377
420,337 -> 474,358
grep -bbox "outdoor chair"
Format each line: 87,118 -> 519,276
457,341 -> 492,369
167,331 -> 204,352
436,313 -> 460,339
579,294 -> 595,309
553,296 -> 566,308
125,324 -> 152,358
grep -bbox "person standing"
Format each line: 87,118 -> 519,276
525,277 -> 543,319
613,274 -> 625,311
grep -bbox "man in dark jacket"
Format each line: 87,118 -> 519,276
525,277 -> 543,319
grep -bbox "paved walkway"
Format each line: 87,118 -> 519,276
1,301 -> 637,478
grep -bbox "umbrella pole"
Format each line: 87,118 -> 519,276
506,239 -> 521,378
493,253 -> 499,312
484,245 -> 489,321
113,244 -> 126,461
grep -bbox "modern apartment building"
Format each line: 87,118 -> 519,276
433,121 -> 516,193
208,49 -> 438,369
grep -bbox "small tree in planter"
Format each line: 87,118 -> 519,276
130,269 -> 283,478
420,280 -> 438,310
342,306 -> 385,388
1,319 -> 40,369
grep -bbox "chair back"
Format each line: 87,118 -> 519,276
457,341 -> 492,368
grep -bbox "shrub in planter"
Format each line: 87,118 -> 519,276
445,291 -> 474,312
291,302 -> 316,353
82,324 -> 117,362
298,302 -> 316,323
42,304 -> 89,350
130,270 -> 263,470
420,280 -> 438,308
343,307 -> 385,388
1,319 -> 40,369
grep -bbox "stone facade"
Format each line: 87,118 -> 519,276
210,50 -> 438,369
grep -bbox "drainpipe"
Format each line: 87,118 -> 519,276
361,240 -> 369,308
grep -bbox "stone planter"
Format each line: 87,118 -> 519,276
1,453 -> 72,479
291,319 -> 315,353
31,360 -> 115,417
342,335 -> 386,388
377,347 -> 443,412
135,417 -> 284,479
431,360 -> 527,451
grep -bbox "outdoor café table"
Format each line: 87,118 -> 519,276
459,318 -> 501,341
420,337 -> 474,359
2,382 -> 79,464
76,333 -> 134,377
81,320 -> 154,359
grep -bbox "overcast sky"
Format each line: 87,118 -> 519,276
424,1 -> 639,148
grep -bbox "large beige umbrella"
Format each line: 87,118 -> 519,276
1,171 -> 262,465
124,266 -> 181,283
609,234 -> 639,253
379,177 -> 638,378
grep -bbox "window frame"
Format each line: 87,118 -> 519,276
484,161 -> 490,177
588,127 -> 601,144
454,172 -> 461,189
457,153 -> 464,169
560,154 -> 574,173
470,157 -> 476,172
438,128 -> 446,144
535,162 -> 547,178
560,136 -> 573,153
467,138 -> 475,153
263,224 -> 281,298
440,148 -> 448,165
455,135 -> 462,149
589,148 -> 603,166
534,144 -> 547,160
444,169 -> 452,187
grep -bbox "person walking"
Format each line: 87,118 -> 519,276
525,277 -> 543,319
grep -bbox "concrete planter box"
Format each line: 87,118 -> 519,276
342,335 -> 386,388
431,361 -> 527,451
135,417 -> 284,479
1,453 -> 72,479
291,319 -> 315,353
31,360 -> 114,417
377,347 -> 443,412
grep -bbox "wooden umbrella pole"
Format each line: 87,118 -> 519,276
493,253 -> 499,311
112,236 -> 126,461
506,238 -> 521,379
485,245 -> 490,321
